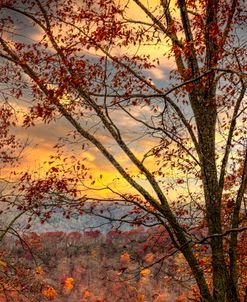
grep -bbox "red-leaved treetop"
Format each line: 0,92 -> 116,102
0,0 -> 247,301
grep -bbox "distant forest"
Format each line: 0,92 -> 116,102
1,227 -> 191,302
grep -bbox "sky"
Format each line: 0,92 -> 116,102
0,0 -> 245,231
3,7 -> 168,141
0,0 -> 198,202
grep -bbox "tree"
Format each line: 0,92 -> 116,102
0,0 -> 246,301
0,65 -> 27,241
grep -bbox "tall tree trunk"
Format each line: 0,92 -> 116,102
194,92 -> 229,301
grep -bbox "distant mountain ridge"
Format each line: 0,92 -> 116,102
2,203 -> 141,234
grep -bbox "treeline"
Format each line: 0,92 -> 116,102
0,227 -> 190,302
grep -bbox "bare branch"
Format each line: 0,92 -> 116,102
199,226 -> 247,244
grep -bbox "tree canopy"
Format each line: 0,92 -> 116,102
0,0 -> 247,301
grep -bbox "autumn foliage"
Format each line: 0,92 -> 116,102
0,229 -> 193,302
0,0 -> 247,301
